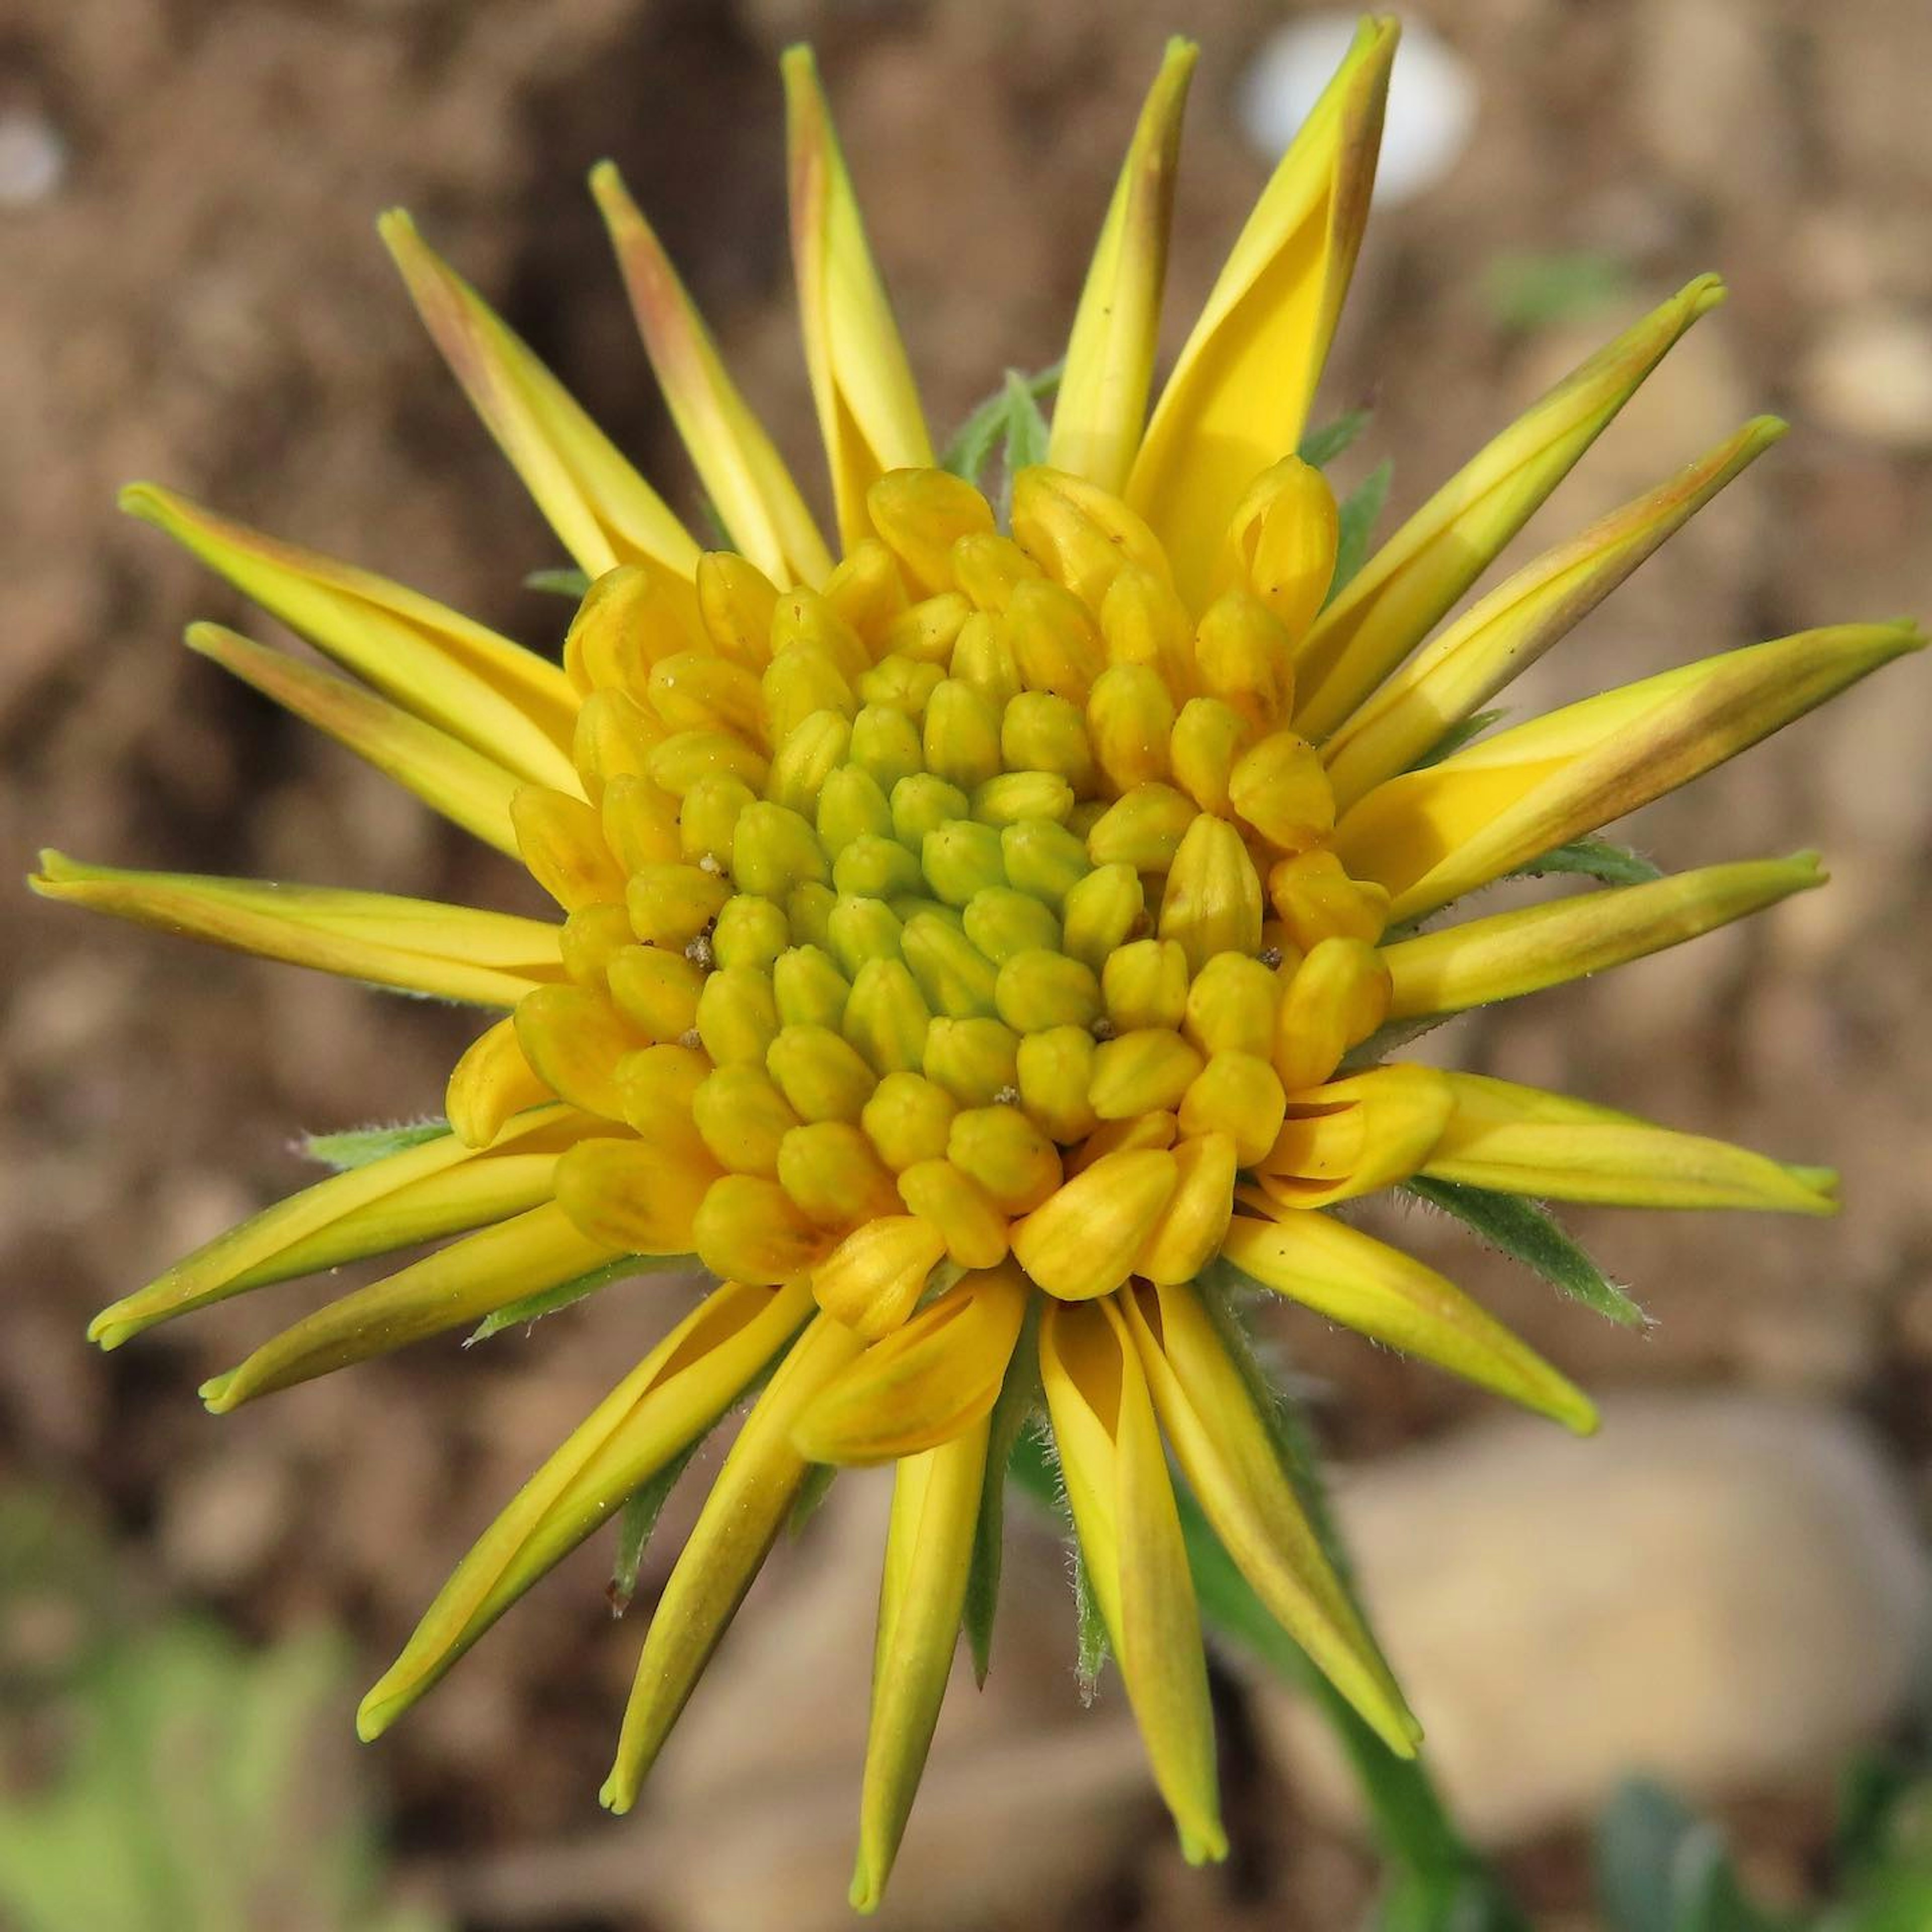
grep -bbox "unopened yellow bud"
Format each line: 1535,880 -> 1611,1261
763,707 -> 850,817
785,881 -> 836,949
600,774 -> 681,874
1178,1052 -> 1286,1165
900,912 -> 999,1018
890,771 -> 971,847
512,786 -> 627,912
922,677 -> 1003,789
773,935 -> 857,1027
692,1064 -> 799,1175
822,535 -> 909,642
1015,1026 -> 1100,1142
779,1119 -> 902,1226
923,1015 -> 1021,1107
972,770 -> 1076,829
810,1215 -> 947,1338
1158,814 -> 1265,972
961,885 -> 1061,963
767,1022 -> 877,1122
446,1015 -> 551,1148
947,610 -> 1022,707
1266,848 -> 1390,950
679,773 -> 756,866
833,832 -> 923,900
950,531 -> 1041,613
1182,953 -> 1279,1058
1001,820 -> 1091,906
1229,732 -> 1335,854
1001,690 -> 1097,793
647,727 -> 768,799
1067,1109 -> 1177,1173
1101,936 -> 1189,1031
697,549 -> 781,667
650,650 -> 765,742
843,957 -> 934,1075
1169,698 -> 1251,815
1006,579 -> 1107,706
711,895 -> 790,972
615,1042 -> 709,1126
696,963 -> 780,1067
692,1174 -> 825,1283
1100,563 -> 1197,697
861,1071 -> 958,1171
515,985 -> 637,1122
1221,454 -> 1336,642
606,942 -> 705,1039
995,949 -> 1103,1033
1086,781 -> 1198,873
1194,588 -> 1292,733
947,1107 -> 1062,1213
920,818 -> 1007,906
1090,1028 -> 1205,1118
868,467 -> 996,596
626,862 -> 730,947
1011,465 -> 1170,613
770,584 -> 868,679
825,895 -> 905,978
560,904 -> 637,986
1058,863 -> 1144,975
732,799 -> 829,896
849,702 -> 926,792
1086,663 -> 1176,793
882,590 -> 973,666
763,646 -> 856,745
857,653 -> 944,720
1259,1065 -> 1453,1208
555,1135 -> 715,1258
572,689 -> 665,803
1273,936 -> 1392,1091
562,566 -> 666,698
1011,1146 -> 1176,1300
896,1159 -> 1010,1269
813,764 -> 893,856
1136,1132 -> 1239,1286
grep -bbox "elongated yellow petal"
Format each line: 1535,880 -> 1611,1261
793,1264 -> 1027,1464
447,1016 -> 555,1147
187,623 -> 523,854
1220,1210 -> 1596,1431
1126,18 -> 1395,606
86,1106 -> 580,1348
1039,1298 -> 1226,1864
1121,1281 -> 1417,1754
850,1421 -> 989,1910
1293,276 -> 1729,740
1011,1146 -> 1178,1301
1046,38 -> 1197,492
121,484 -> 579,786
29,852 -> 565,1007
591,162 -> 835,588
381,210 -> 698,580
360,1276 -> 813,1739
783,47 -> 933,551
199,1202 -> 625,1412
1422,1071 -> 1837,1214
1332,622 -> 1923,920
1321,417 -> 1788,806
1382,854 -> 1825,1019
602,1309 -> 867,1812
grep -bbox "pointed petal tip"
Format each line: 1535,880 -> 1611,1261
598,1768 -> 638,1816
1679,271 -> 1728,316
848,1860 -> 886,1915
355,1686 -> 399,1743
1179,1817 -> 1232,1866
87,1307 -> 133,1350
198,1370 -> 240,1414
117,479 -> 174,525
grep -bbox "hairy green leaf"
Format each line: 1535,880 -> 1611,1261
1299,405 -> 1374,469
940,360 -> 1064,485
963,1302 -> 1041,1684
465,1256 -> 682,1343
1329,458 -> 1395,602
302,1118 -> 449,1170
1510,836 -> 1664,887
1405,1177 -> 1649,1329
523,566 -> 592,600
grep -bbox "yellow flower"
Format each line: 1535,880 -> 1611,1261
33,20 -> 1921,1908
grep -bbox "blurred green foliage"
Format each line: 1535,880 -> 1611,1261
0,1490 -> 443,1932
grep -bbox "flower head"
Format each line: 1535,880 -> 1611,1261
34,19 -> 1921,1907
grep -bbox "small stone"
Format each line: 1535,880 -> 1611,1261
1801,310 -> 1932,451
1238,14 -> 1477,208
1258,1394 -> 1930,1845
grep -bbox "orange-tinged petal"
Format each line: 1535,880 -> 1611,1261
1048,38 -> 1197,492
591,160 -> 834,588
783,47 -> 934,551
381,210 -> 699,579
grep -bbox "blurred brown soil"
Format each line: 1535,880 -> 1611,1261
4,1 -> 1930,1927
